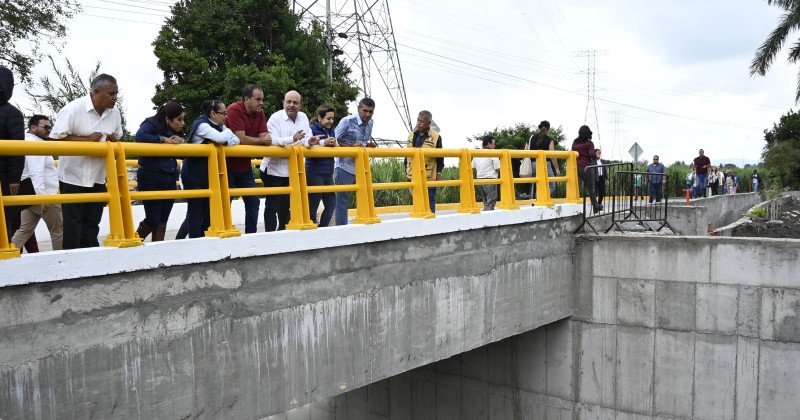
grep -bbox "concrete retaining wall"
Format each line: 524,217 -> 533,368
312,235 -> 800,420
0,208 -> 582,420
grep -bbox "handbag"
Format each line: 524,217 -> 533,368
519,136 -> 533,178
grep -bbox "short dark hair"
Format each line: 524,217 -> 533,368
418,110 -> 432,121
313,104 -> 335,123
28,114 -> 49,128
482,135 -> 495,147
242,84 -> 262,99
90,74 -> 117,91
201,100 -> 224,117
358,97 -> 375,108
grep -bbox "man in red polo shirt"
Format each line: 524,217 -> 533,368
225,84 -> 271,233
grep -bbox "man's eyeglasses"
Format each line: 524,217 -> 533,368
36,124 -> 52,130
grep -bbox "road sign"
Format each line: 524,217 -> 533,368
628,142 -> 643,161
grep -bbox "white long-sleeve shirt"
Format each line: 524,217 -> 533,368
261,109 -> 311,177
21,133 -> 58,195
49,95 -> 123,187
190,122 -> 240,146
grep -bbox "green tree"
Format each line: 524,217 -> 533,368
151,0 -> 358,122
0,0 -> 81,84
25,55 -> 132,141
468,123 -> 567,150
751,0 -> 800,101
761,109 -> 800,186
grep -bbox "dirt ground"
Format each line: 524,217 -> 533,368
730,196 -> 800,239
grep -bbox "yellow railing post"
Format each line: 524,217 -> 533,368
353,148 -> 380,224
101,142 -> 141,247
104,142 -> 142,247
205,144 -> 240,238
459,148 -> 480,214
497,149 -> 520,210
565,151 -> 580,203
0,187 -> 20,259
534,150 -> 554,207
286,146 -> 316,230
409,148 -> 434,218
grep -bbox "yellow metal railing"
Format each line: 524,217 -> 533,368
0,140 -> 579,259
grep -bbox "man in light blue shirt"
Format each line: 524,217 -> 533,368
333,97 -> 376,226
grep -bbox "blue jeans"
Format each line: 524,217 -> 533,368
694,174 -> 708,198
228,170 -> 260,234
428,187 -> 437,213
307,171 -> 336,227
532,160 -> 555,195
335,167 -> 355,226
137,168 -> 177,227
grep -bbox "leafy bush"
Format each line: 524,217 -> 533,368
748,207 -> 767,217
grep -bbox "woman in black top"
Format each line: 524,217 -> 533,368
527,120 -> 561,196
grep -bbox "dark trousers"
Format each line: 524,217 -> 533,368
181,158 -> 210,238
60,181 -> 106,249
595,175 -> 606,206
137,168 -> 177,227
710,182 -> 719,196
578,167 -> 599,209
425,187 -> 437,213
261,173 -> 290,231
228,170 -> 260,234
649,183 -> 664,203
307,171 -> 335,227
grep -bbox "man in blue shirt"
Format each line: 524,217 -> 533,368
647,155 -> 667,203
334,98 -> 376,226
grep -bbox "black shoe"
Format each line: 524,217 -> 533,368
593,205 -> 603,214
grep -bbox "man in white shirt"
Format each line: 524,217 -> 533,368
11,116 -> 63,250
260,90 -> 320,231
49,74 -> 123,249
472,135 -> 500,211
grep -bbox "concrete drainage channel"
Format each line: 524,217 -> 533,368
715,192 -> 800,237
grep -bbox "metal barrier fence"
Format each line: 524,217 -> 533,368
0,140 -> 581,259
576,163 -> 672,234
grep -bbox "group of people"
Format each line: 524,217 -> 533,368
1,70 -> 451,251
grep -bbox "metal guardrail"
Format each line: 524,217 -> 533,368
575,163 -> 673,234
0,140 -> 581,258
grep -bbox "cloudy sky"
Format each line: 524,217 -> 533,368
17,0 -> 798,166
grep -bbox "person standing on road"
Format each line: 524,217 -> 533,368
0,66 -> 26,242
134,101 -> 186,242
49,74 -> 123,249
693,149 -> 711,198
473,135 -> 500,211
571,125 -> 600,213
647,155 -> 666,203
225,84 -> 271,234
405,110 -> 444,214
307,104 -> 338,227
334,98 -> 375,226
11,115 -> 63,251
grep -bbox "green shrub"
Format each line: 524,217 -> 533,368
748,207 -> 767,217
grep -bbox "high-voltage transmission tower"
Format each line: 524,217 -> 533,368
292,0 -> 413,133
575,50 -> 608,149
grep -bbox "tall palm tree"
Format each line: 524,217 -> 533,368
751,0 -> 800,102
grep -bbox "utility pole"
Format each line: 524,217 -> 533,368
326,0 -> 332,82
575,50 -> 609,150
294,0 -> 413,131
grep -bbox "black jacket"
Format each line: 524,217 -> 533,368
0,66 -> 25,190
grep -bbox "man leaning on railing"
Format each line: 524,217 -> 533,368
49,73 -> 123,249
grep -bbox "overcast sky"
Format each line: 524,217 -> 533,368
18,0 -> 798,166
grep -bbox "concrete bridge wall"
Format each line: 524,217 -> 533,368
312,235 -> 800,420
0,206 -> 582,420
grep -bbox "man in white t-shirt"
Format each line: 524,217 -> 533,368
472,135 -> 501,211
49,74 -> 123,249
11,115 -> 63,250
